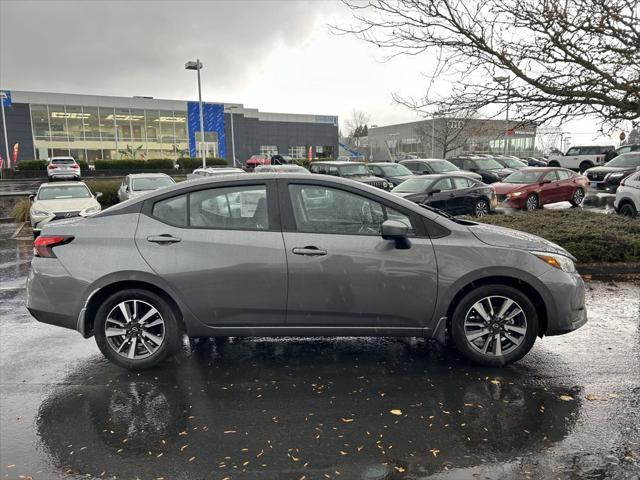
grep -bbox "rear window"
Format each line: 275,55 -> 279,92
51,158 -> 75,165
38,185 -> 91,200
133,176 -> 175,191
152,194 -> 187,226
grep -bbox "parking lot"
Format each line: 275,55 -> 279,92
1,231 -> 639,479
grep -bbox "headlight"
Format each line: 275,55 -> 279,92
605,172 -> 624,179
30,209 -> 50,217
81,205 -> 101,216
506,191 -> 523,198
531,251 -> 576,273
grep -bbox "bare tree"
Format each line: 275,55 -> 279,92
414,110 -> 483,158
332,0 -> 640,131
344,109 -> 371,148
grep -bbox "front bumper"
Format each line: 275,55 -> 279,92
538,268 -> 587,336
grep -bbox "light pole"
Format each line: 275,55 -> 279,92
0,91 -> 10,173
226,105 -> 239,167
493,76 -> 511,154
185,59 -> 206,168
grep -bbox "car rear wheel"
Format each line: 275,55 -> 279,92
579,162 -> 593,174
570,187 -> 585,207
474,199 -> 490,217
450,285 -> 538,367
524,193 -> 539,211
619,202 -> 637,218
94,289 -> 182,370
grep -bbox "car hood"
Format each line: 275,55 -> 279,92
32,198 -> 100,212
469,222 -> 575,260
491,182 -> 531,195
586,166 -> 631,174
393,191 -> 424,199
388,174 -> 414,184
457,170 -> 483,180
350,175 -> 385,183
488,168 -> 516,178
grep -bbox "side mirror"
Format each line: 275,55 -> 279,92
540,179 -> 551,185
95,192 -> 103,199
381,220 -> 411,249
635,166 -> 640,171
29,194 -> 35,202
429,188 -> 441,195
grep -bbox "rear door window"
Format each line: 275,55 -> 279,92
152,194 -> 187,227
433,178 -> 454,191
556,170 -> 571,180
544,171 -> 560,182
566,147 -> 580,156
189,185 -> 268,230
452,177 -> 472,189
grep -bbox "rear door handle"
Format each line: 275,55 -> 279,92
292,246 -> 327,256
147,234 -> 181,244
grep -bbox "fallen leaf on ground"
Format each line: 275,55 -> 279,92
559,395 -> 574,401
390,409 -> 402,416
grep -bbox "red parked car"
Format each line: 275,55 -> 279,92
244,154 -> 270,171
493,168 -> 589,211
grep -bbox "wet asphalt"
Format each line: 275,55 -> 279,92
1,234 -> 639,479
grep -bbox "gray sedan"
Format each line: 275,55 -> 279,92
117,173 -> 175,202
27,174 -> 586,369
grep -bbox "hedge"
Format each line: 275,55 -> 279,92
84,180 -> 121,208
471,209 -> 640,264
94,159 -> 175,170
176,157 -> 228,169
16,160 -> 47,170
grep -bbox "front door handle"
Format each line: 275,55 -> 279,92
147,234 -> 181,244
292,246 -> 327,256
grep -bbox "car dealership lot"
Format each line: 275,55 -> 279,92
1,236 -> 639,479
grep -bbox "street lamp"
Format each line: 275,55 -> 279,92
185,59 -> 206,168
493,75 -> 512,154
226,105 -> 239,167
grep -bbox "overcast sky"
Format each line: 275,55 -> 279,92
0,0 -> 620,147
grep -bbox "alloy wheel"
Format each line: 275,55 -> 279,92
525,195 -> 538,211
463,295 -> 528,357
475,200 -> 489,217
572,188 -> 584,205
104,300 -> 165,360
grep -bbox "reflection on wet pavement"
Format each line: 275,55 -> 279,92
0,237 -> 639,479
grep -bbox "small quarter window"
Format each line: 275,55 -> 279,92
152,194 -> 187,226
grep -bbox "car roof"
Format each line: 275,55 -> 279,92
128,173 -> 173,177
399,158 -> 449,163
310,161 -> 364,165
39,181 -> 88,187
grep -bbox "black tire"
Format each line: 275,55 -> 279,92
619,202 -> 637,218
450,285 -> 539,367
569,187 -> 585,207
547,161 -> 560,167
94,289 -> 182,370
474,198 -> 490,217
524,193 -> 539,211
579,162 -> 593,174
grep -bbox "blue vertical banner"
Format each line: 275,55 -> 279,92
0,90 -> 11,107
187,102 -> 226,159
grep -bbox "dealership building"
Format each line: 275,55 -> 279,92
0,90 -> 339,165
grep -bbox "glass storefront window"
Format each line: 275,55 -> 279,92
65,106 -> 85,142
316,146 -> 334,159
173,112 -> 187,140
99,107 -> 116,141
114,108 -> 132,144
82,107 -> 100,140
48,105 -> 68,141
288,146 -> 305,159
130,108 -> 146,141
159,110 -> 175,143
260,145 -> 278,156
146,110 -> 160,141
31,105 -> 50,138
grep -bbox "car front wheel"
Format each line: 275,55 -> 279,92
619,202 -> 637,218
94,289 -> 182,370
450,285 -> 538,367
474,199 -> 490,217
570,187 -> 585,207
524,193 -> 539,211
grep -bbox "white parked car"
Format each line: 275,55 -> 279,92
254,164 -> 310,174
30,182 -> 101,237
47,157 -> 81,181
186,167 -> 245,181
614,171 -> 640,217
547,145 -> 615,173
117,173 -> 175,202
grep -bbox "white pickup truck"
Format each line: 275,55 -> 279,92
547,145 -> 615,172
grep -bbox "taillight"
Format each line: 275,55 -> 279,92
71,164 -> 79,169
48,164 -> 58,170
33,236 -> 74,258
620,177 -> 626,186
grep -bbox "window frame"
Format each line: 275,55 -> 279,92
143,179 -> 280,232
276,178 -> 429,238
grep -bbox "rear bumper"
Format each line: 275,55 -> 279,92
538,269 -> 587,336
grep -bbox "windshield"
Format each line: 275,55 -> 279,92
38,185 -> 91,200
378,164 -> 412,176
338,164 -> 370,176
50,158 -> 75,165
498,157 -> 526,168
428,160 -> 459,173
474,158 -> 504,170
132,176 -> 175,191
392,177 -> 432,193
503,170 -> 544,184
606,153 -> 640,168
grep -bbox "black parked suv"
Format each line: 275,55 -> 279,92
584,152 -> 640,193
399,159 -> 483,182
391,173 -> 497,217
308,161 -> 392,190
368,162 -> 415,186
448,156 -> 515,183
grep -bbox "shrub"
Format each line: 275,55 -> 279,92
472,209 -> 640,264
94,159 -> 175,170
177,157 -> 228,169
77,160 -> 89,170
85,180 -> 121,208
16,160 -> 47,170
12,200 -> 31,222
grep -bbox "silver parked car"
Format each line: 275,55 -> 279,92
27,174 -> 587,369
614,170 -> 640,217
186,167 -> 245,181
117,173 -> 176,202
30,182 -> 102,237
47,157 -> 81,181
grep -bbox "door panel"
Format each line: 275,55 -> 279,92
283,183 -> 438,328
135,185 -> 287,326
